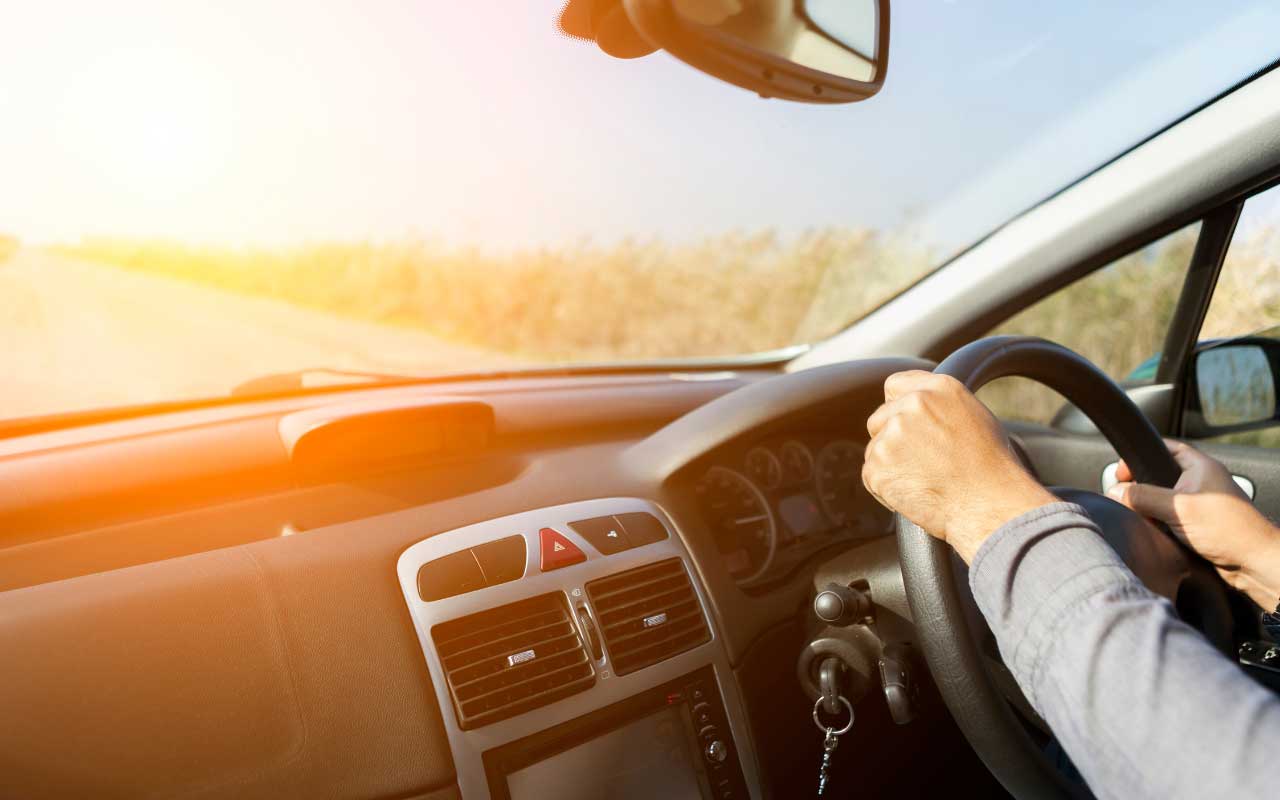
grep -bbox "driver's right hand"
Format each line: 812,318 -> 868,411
1108,440 -> 1280,608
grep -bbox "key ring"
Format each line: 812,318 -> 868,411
812,695 -> 854,735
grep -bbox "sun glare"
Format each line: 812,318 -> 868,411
55,45 -> 232,199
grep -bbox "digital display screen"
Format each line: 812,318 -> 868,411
506,705 -> 703,800
779,493 -> 823,537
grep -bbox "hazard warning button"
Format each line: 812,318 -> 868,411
539,527 -> 586,571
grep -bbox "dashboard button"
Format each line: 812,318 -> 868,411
416,550 -> 486,601
539,527 -> 586,571
615,512 -> 669,546
693,703 -> 714,728
472,535 -> 526,586
569,516 -> 633,555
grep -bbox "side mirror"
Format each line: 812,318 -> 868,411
563,0 -> 889,104
1184,339 -> 1280,438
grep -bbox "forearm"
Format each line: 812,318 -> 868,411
970,503 -> 1280,799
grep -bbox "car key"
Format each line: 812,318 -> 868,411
813,695 -> 854,796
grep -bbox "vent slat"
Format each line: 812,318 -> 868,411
587,561 -> 683,592
596,604 -> 701,642
450,632 -> 585,695
431,592 -> 594,729
586,569 -> 685,603
613,627 -> 710,673
459,654 -> 592,710
597,586 -> 694,627
441,619 -> 573,672
586,558 -> 710,677
435,606 -> 564,656
461,668 -> 597,729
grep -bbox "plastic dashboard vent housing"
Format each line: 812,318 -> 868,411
585,558 -> 711,676
430,592 -> 595,730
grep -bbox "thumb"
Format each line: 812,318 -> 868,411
1107,481 -> 1176,522
1114,458 -> 1134,482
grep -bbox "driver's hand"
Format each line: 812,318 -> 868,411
1109,441 -> 1280,608
862,370 -> 1057,563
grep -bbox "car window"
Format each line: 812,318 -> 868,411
977,223 -> 1201,423
1194,185 -> 1280,447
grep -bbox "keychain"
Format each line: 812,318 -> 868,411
813,695 -> 854,796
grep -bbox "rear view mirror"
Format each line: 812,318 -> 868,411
1185,341 -> 1280,437
563,0 -> 889,104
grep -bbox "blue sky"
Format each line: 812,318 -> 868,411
1,0 -> 1278,260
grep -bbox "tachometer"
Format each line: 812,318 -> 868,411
695,466 -> 778,584
815,439 -> 869,527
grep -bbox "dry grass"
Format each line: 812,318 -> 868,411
0,235 -> 19,263
55,221 -> 1277,425
53,230 -> 934,360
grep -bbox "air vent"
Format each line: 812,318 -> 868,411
431,592 -> 595,729
586,558 -> 711,676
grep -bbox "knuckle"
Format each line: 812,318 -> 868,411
933,373 -> 962,392
883,415 -> 905,438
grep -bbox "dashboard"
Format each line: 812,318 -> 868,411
0,359 -> 935,799
693,433 -> 892,589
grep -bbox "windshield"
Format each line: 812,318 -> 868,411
3,2 -> 1279,420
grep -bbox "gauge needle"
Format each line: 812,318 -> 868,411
733,514 -> 768,525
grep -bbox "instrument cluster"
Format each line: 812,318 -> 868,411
693,433 -> 892,588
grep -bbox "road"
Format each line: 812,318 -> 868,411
0,248 -> 522,420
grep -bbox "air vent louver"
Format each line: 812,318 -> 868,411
586,558 -> 711,676
431,592 -> 594,729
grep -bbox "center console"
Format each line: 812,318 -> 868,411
396,497 -> 760,800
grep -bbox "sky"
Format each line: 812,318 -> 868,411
1,1 -> 1279,258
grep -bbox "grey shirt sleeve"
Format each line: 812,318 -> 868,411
968,501 -> 1279,800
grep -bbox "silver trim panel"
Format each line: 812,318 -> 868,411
396,497 -> 762,799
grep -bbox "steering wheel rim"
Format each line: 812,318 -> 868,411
894,335 -> 1233,800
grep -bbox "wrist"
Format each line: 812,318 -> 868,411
1237,526 -> 1280,609
946,474 -> 1058,563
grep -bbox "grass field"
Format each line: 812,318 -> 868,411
53,231 -> 935,361
53,222 -> 1277,424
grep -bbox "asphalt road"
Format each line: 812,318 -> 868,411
0,248 -> 520,420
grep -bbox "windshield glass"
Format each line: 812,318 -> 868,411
3,1 -> 1279,420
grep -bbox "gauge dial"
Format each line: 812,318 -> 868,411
815,439 -> 868,527
695,466 -> 778,584
744,446 -> 782,490
779,440 -> 814,483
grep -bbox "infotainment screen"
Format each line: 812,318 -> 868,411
506,705 -> 702,800
485,666 -> 746,800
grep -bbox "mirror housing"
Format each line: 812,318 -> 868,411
1184,338 -> 1280,438
563,0 -> 889,104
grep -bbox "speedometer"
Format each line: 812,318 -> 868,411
695,466 -> 778,584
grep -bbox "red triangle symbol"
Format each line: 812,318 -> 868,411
539,528 -> 586,571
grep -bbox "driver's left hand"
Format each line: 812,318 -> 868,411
862,370 -> 1057,563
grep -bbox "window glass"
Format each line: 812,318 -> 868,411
977,223 -> 1200,423
3,3 -> 1280,420
1196,185 -> 1280,447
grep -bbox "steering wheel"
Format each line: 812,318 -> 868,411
895,336 -> 1236,799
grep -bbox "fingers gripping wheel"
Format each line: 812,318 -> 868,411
894,336 -> 1232,800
